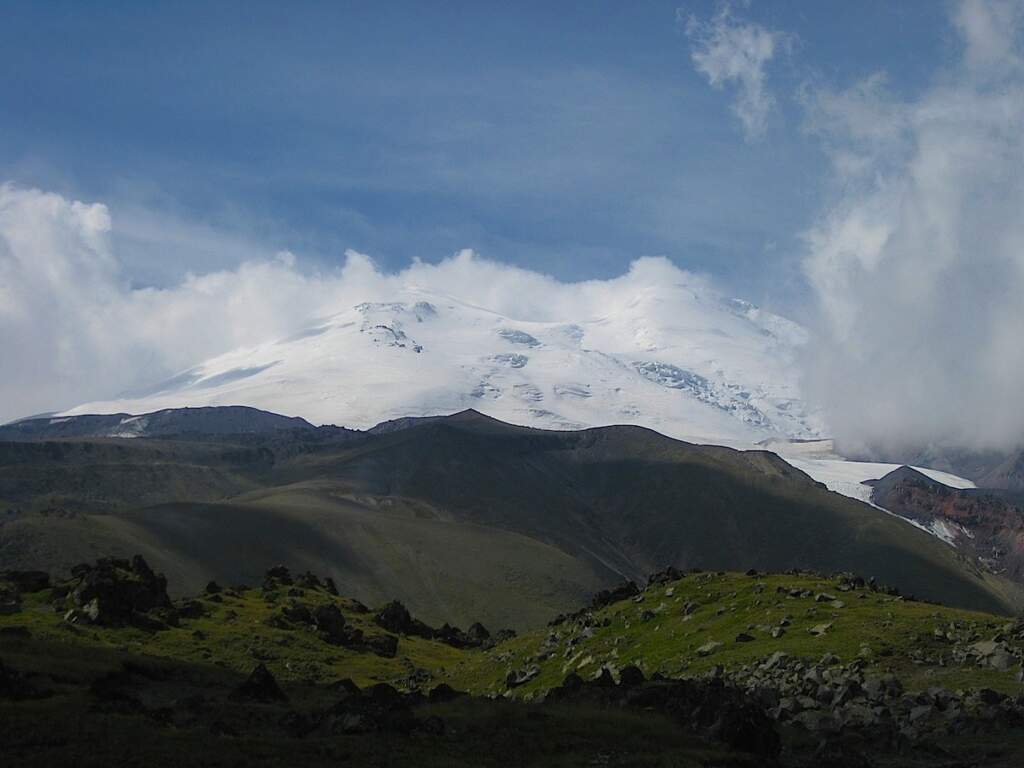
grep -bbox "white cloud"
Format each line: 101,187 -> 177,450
954,0 -> 1024,75
801,0 -> 1024,454
683,3 -> 788,141
0,183 -> 730,424
0,184 -> 344,421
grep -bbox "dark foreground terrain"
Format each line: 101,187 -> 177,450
3,557 -> 1024,766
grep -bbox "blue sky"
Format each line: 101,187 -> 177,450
0,1 -> 953,307
4,1 -> 1024,449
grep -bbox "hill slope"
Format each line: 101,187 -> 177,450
1,409 -> 1019,627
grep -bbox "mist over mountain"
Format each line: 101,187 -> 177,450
57,257 -> 821,445
801,0 -> 1024,457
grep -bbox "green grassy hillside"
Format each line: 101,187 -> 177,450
3,563 -> 1024,767
448,570 -> 1024,698
3,565 -> 1021,699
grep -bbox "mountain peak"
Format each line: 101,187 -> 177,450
58,284 -> 824,444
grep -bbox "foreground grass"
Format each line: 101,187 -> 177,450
2,570 -> 1021,698
445,571 -> 1024,698
5,586 -> 467,689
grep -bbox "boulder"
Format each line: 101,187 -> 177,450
506,665 -> 541,688
591,581 -> 640,609
374,600 -> 434,639
295,571 -> 324,590
362,633 -> 399,658
317,681 -> 418,735
279,601 -> 313,625
761,651 -> 789,671
435,623 -> 487,649
232,663 -> 287,702
0,585 -> 20,615
647,567 -> 684,586
63,556 -> 171,627
697,641 -> 723,657
264,565 -> 293,585
970,639 -> 1017,671
618,665 -> 646,688
428,683 -> 465,703
313,604 -> 347,643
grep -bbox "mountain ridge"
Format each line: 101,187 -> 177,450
1,407 -> 1018,628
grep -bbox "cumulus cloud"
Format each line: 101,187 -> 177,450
682,3 -> 788,140
0,183 -> 727,424
0,184 -> 347,422
801,0 -> 1024,454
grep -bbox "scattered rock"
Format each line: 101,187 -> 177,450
506,665 -> 541,688
647,567 -> 684,587
548,669 -> 780,759
592,581 -> 641,609
60,556 -> 172,628
808,622 -> 833,637
374,600 -> 434,639
697,641 -> 723,657
428,683 -> 465,703
264,565 -> 293,585
312,604 -> 348,643
0,585 -> 20,615
362,634 -> 399,658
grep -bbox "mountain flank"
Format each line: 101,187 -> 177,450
869,465 -> 1024,583
2,407 -> 1020,627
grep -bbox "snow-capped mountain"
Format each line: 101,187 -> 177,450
63,279 -> 824,445
55,273 -> 986,535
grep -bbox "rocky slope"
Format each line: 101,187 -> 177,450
869,466 -> 1024,583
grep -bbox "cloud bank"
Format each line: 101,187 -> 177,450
683,3 -> 788,140
802,0 -> 1024,454
0,183 -> 726,425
